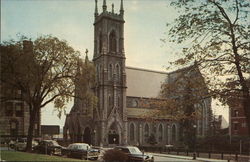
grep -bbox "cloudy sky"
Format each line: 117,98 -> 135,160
1,0 -> 228,128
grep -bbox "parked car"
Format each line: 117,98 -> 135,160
61,143 -> 100,160
14,138 -> 38,151
114,146 -> 154,162
33,140 -> 62,155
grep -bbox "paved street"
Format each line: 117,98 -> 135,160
154,155 -> 196,162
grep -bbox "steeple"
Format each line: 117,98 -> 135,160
95,0 -> 98,17
120,0 -> 124,17
102,0 -> 107,12
85,49 -> 89,64
112,3 -> 114,13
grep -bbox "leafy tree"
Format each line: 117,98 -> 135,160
1,36 -> 80,151
160,64 -> 210,148
70,53 -> 97,118
165,0 -> 250,135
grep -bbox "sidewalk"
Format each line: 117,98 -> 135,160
151,152 -> 231,162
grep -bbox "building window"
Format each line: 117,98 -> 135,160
158,124 -> 163,142
5,102 -> 13,116
96,66 -> 99,81
118,96 -> 120,107
16,103 -> 23,117
233,110 -> 239,117
242,123 -> 246,128
233,123 -> 239,131
108,64 -> 113,80
115,64 -> 120,81
144,124 -> 149,142
130,123 -> 135,141
16,89 -> 22,98
10,121 -> 18,136
99,33 -> 102,53
109,31 -> 116,52
108,96 -> 112,107
172,124 -> 176,143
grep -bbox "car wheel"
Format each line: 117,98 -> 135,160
92,157 -> 98,160
81,155 -> 86,160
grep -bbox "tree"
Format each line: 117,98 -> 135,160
160,64 -> 210,148
71,53 -> 97,118
165,0 -> 250,135
1,35 -> 80,151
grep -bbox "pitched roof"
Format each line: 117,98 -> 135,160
126,66 -> 168,98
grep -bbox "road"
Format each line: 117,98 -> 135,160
153,155 -> 196,162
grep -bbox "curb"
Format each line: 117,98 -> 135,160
152,153 -> 228,162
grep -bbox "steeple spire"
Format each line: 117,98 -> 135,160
102,0 -> 107,12
95,0 -> 98,17
112,3 -> 114,13
120,0 -> 124,17
85,49 -> 89,64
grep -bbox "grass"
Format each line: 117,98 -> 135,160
0,150 -> 89,161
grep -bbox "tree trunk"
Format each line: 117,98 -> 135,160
26,106 -> 39,152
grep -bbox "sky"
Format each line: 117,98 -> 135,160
1,0 -> 229,128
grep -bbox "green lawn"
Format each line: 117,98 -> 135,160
0,150 -> 90,161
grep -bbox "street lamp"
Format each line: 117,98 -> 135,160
93,130 -> 96,146
193,124 -> 197,160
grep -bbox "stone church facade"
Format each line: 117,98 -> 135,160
63,0 -> 212,147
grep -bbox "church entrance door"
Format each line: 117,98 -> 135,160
83,127 -> 91,145
108,122 -> 120,145
108,133 -> 119,144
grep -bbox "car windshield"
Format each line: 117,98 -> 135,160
50,141 -> 59,146
18,139 -> 26,142
70,144 -> 89,150
129,147 -> 142,154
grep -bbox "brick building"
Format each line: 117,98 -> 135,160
0,41 -> 41,142
229,98 -> 249,136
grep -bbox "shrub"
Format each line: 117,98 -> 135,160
103,149 -> 128,162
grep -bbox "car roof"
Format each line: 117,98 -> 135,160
70,143 -> 89,145
115,146 -> 138,149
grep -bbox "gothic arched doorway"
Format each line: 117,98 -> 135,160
83,127 -> 91,145
108,122 -> 119,144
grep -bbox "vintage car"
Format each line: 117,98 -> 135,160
114,146 -> 154,162
61,143 -> 100,160
14,138 -> 38,151
33,140 -> 62,155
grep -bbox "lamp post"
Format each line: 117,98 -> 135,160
93,130 -> 96,146
193,124 -> 197,160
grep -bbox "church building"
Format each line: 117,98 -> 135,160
63,0 -> 212,147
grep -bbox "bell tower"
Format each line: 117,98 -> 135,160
93,0 -> 127,146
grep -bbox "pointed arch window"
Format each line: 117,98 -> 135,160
115,64 -> 120,81
158,124 -> 163,142
117,96 -> 120,107
172,124 -> 176,143
96,66 -> 99,81
144,123 -> 149,142
99,33 -> 102,54
130,123 -> 135,141
108,95 -> 112,107
109,64 -> 113,80
109,31 -> 116,52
